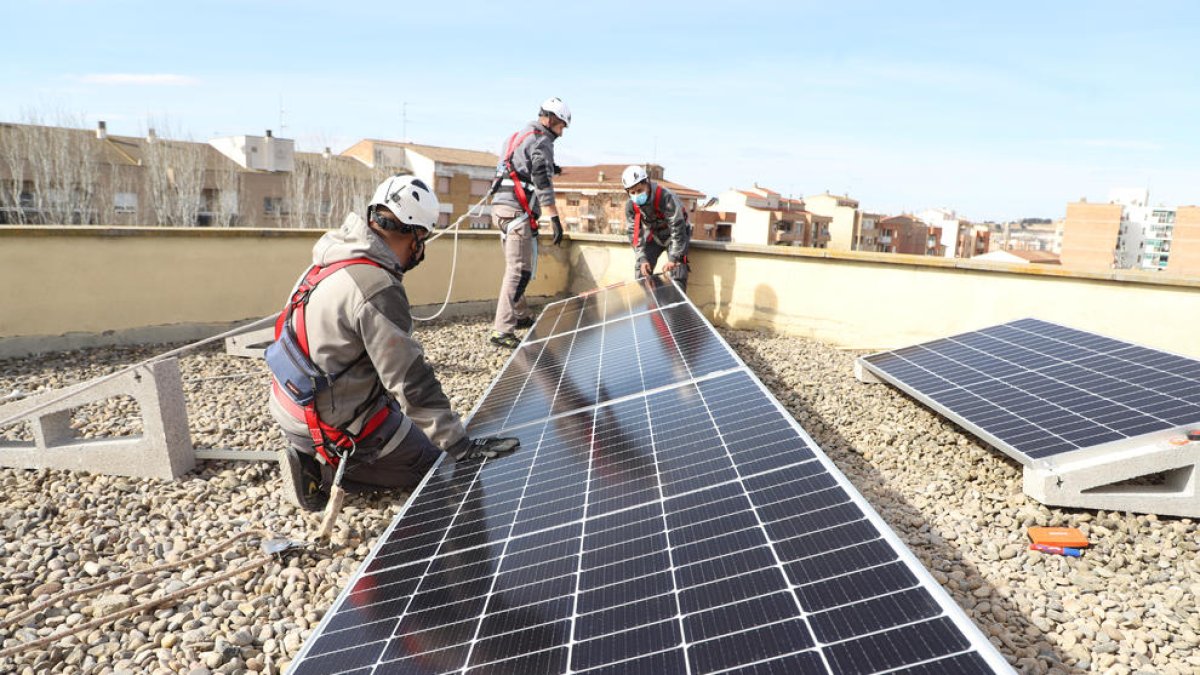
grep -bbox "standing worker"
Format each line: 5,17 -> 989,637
488,97 -> 571,349
623,165 -> 692,291
267,175 -> 520,511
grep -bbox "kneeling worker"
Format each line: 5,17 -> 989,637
268,175 -> 519,510
623,165 -> 691,291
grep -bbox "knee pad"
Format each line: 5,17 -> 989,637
513,270 -> 532,303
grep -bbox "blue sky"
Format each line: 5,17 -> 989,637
3,1 -> 1198,221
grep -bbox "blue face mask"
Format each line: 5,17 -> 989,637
632,191 -> 649,206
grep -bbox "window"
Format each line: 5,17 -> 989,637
437,177 -> 451,194
264,197 -> 283,215
320,199 -> 332,216
566,196 -> 580,206
470,180 -> 490,197
437,213 -> 450,227
114,192 -> 138,214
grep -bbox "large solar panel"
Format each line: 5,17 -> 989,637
858,318 -> 1200,463
289,277 -> 1009,674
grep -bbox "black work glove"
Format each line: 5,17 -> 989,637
454,437 -> 520,461
550,216 -> 564,247
552,163 -> 563,176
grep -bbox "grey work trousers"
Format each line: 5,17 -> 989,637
283,418 -> 441,494
492,204 -> 535,334
637,238 -> 689,292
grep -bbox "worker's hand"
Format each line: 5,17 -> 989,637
454,437 -> 520,461
550,216 -> 564,247
663,260 -> 678,273
552,163 -> 563,176
639,261 -> 652,278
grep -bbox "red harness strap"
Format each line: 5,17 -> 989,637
631,184 -> 664,249
275,257 -> 386,466
503,130 -> 543,231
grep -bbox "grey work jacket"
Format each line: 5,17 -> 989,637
625,181 -> 690,264
268,212 -> 467,458
492,121 -> 558,219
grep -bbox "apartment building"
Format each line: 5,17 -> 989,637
341,140 -> 498,228
552,164 -> 704,235
0,120 -> 499,229
858,212 -> 884,251
692,209 -> 737,242
1168,206 -> 1200,275
1060,200 -> 1122,271
710,186 -> 831,248
958,223 -> 991,258
804,192 -> 860,251
876,215 -> 940,255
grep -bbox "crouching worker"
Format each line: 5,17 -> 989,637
623,165 -> 691,291
267,175 -> 519,511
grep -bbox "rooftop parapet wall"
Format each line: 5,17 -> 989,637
0,226 -> 568,357
3,227 -> 1199,360
567,233 -> 1200,359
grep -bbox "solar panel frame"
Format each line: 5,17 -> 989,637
289,277 -> 1011,674
859,318 -> 1200,467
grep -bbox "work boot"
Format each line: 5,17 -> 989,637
489,331 -> 521,349
278,445 -> 328,512
515,316 -> 535,330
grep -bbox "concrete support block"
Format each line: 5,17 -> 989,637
225,325 -> 276,359
1024,440 -> 1200,518
854,358 -> 883,383
0,358 -> 194,480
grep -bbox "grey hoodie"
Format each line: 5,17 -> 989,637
268,212 -> 467,458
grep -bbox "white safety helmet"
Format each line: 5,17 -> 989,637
368,175 -> 440,232
539,97 -> 572,127
621,165 -> 648,190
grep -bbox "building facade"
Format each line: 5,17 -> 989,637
1168,206 -> 1200,275
877,215 -> 938,255
710,186 -> 830,248
552,164 -> 704,235
804,192 -> 860,251
340,140 -> 497,228
1059,201 -> 1122,271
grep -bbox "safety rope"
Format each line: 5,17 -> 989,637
0,316 -> 277,431
0,529 -> 284,660
411,192 -> 492,322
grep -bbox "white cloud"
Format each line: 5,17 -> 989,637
79,73 -> 200,86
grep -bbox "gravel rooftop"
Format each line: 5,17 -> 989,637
0,315 -> 1197,674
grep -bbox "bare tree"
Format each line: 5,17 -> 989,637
208,160 -> 240,227
0,109 -> 105,225
142,122 -> 208,227
0,123 -> 33,224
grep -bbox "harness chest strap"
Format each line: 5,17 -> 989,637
275,257 -> 385,466
503,130 -> 543,231
631,184 -> 665,249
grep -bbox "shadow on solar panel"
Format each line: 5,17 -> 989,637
857,318 -> 1200,519
288,276 -> 1012,674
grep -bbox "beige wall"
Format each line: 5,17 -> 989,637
1060,201 -> 1121,271
0,227 -> 568,354
4,227 -> 1200,361
568,234 -> 1200,358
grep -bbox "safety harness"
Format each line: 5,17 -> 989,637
266,258 -> 391,467
631,184 -> 667,249
498,129 -> 543,232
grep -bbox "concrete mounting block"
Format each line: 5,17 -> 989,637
0,358 -> 194,479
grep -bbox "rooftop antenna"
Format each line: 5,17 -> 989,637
402,101 -> 409,142
652,136 -> 657,164
278,94 -> 287,135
